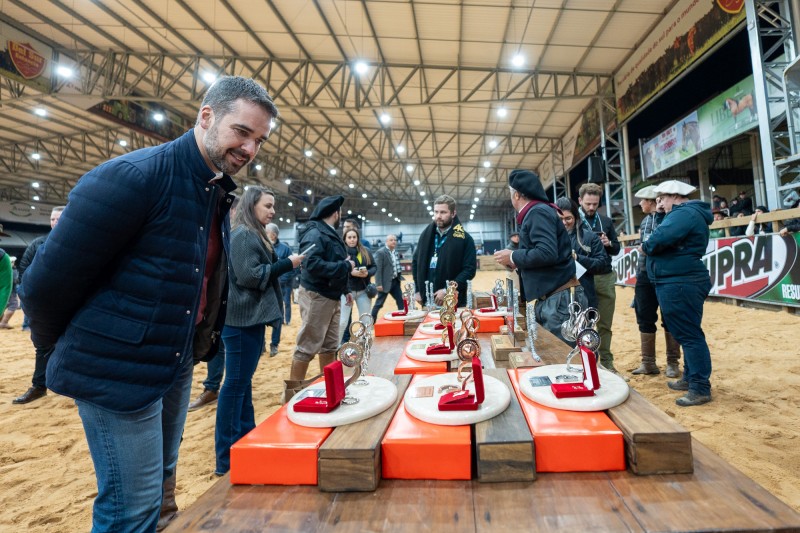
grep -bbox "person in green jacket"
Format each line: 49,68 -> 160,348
0,248 -> 12,313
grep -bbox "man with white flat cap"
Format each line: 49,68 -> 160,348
642,180 -> 714,407
631,185 -> 681,378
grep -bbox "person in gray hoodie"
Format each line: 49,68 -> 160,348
642,180 -> 714,407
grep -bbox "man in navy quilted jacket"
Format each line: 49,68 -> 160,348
20,76 -> 277,532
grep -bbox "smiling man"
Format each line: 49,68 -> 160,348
20,76 -> 277,532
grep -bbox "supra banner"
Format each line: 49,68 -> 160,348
614,234 -> 800,307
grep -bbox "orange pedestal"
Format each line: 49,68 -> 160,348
381,378 -> 472,480
393,349 -> 448,375
230,403 -> 333,485
374,316 -> 405,337
507,369 -> 625,473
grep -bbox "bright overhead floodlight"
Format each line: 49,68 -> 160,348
354,61 -> 369,75
362,193 -> 368,198
34,108 -> 47,117
379,113 -> 391,125
269,120 -> 277,130
496,107 -> 508,118
153,112 -> 164,122
373,201 -> 378,206
329,168 -> 337,176
306,189 -> 313,195
413,180 -> 420,186
31,182 -> 40,188
512,54 -> 525,68
303,207 -> 308,212
479,177 -> 486,183
488,140 -> 498,149
474,197 -> 479,202
304,149 -> 313,157
284,178 -> 292,185
31,153 -> 41,160
201,71 -> 217,83
255,164 -> 262,171
288,201 -> 293,206
420,191 -> 425,196
55,65 -> 73,78
381,208 -> 386,213
396,145 -> 405,154
476,188 -> 482,193
406,164 -> 414,172
118,140 -> 127,147
483,161 -> 491,168
348,183 -> 355,189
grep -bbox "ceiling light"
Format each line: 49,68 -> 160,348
202,71 -> 217,83
304,149 -> 313,157
488,140 -> 498,149
512,54 -> 525,68
379,113 -> 391,125
279,217 -> 284,222
306,189 -> 313,195
286,219 -> 291,223
373,201 -> 378,206
269,119 -> 277,130
288,202 -> 293,206
406,164 -> 414,172
362,193 -> 368,198
420,191 -> 425,196
33,195 -> 40,201
423,200 -> 429,205
381,208 -> 386,213
479,177 -> 486,183
329,168 -> 337,176
354,61 -> 369,75
348,183 -> 355,189
34,108 -> 47,117
119,140 -> 127,147
31,153 -> 41,160
32,182 -> 40,189
472,204 -> 477,208
496,107 -> 507,118
347,210 -> 352,215
470,214 -> 474,220
396,145 -> 405,154
153,112 -> 164,122
483,161 -> 490,168
303,207 -> 308,212
474,197 -> 479,202
413,180 -> 420,186
388,213 -> 392,217
55,65 -> 73,78
30,205 -> 36,210
255,164 -> 262,171
476,188 -> 482,193
284,178 -> 291,185
470,209 -> 475,214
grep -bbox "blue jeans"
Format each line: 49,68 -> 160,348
656,279 -> 712,396
202,342 -> 225,392
269,317 -> 281,349
280,280 -> 293,324
215,324 -> 264,474
76,357 -> 193,533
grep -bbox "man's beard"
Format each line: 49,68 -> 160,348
435,214 -> 453,228
204,122 -> 249,175
332,212 -> 340,230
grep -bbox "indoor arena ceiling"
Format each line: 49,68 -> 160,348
0,0 -> 678,222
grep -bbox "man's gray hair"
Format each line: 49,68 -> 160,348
197,76 -> 279,124
52,205 -> 66,214
265,223 -> 279,237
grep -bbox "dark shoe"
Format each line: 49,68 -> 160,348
631,362 -> 660,375
188,389 -> 218,411
676,391 -> 712,407
667,379 -> 689,391
270,345 -> 278,357
12,386 -> 47,404
665,363 -> 681,378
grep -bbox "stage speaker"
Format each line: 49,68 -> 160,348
587,156 -> 606,184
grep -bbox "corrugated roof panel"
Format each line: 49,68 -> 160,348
418,41 -> 462,66
594,12 -> 660,48
578,47 -> 629,73
459,41 -> 504,67
461,5 -> 511,44
414,4 -> 462,41
537,45 -> 590,71
549,9 -> 606,47
368,2 -> 418,39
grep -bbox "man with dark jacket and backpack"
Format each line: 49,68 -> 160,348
285,195 -> 354,400
19,76 -> 277,532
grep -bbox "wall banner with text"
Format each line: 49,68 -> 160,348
614,233 -> 800,307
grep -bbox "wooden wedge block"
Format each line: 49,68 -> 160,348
318,375 -> 412,492
490,334 -> 515,361
403,317 -> 425,336
508,351 -> 545,370
475,369 -> 536,482
473,291 -> 492,309
606,389 -> 693,475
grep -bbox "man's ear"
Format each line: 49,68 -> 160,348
198,105 -> 214,129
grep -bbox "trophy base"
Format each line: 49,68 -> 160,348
287,376 -> 398,427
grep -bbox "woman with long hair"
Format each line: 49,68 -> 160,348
555,197 -> 611,308
339,227 -> 376,341
215,186 -> 303,475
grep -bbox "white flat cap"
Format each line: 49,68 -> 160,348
634,185 -> 658,200
653,180 -> 696,197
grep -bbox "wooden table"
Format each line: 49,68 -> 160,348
166,328 -> 800,532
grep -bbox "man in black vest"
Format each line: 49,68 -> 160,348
412,195 -> 476,308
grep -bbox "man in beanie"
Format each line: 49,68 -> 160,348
631,185 -> 681,378
494,170 -> 578,342
642,180 -> 714,407
286,195 -> 354,401
412,194 -> 476,307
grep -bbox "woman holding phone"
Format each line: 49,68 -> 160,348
215,186 -> 303,475
339,227 -> 376,341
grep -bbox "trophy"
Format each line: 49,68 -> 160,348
425,281 -> 435,311
466,280 -> 474,310
562,303 -> 601,374
524,302 -> 541,362
438,311 -> 485,411
403,282 -> 416,312
491,279 -> 505,310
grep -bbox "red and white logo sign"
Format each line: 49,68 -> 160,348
7,40 -> 46,80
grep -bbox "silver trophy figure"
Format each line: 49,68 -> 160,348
424,281 -> 434,311
466,280 -> 473,310
525,301 -> 541,362
492,279 -> 506,309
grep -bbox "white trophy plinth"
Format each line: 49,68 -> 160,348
287,376 -> 398,427
519,364 -> 629,412
403,373 -> 511,426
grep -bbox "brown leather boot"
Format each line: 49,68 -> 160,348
282,360 -> 310,403
12,386 -> 47,404
664,331 -> 682,378
156,468 -> 178,531
318,352 -> 336,373
632,332 -> 660,375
